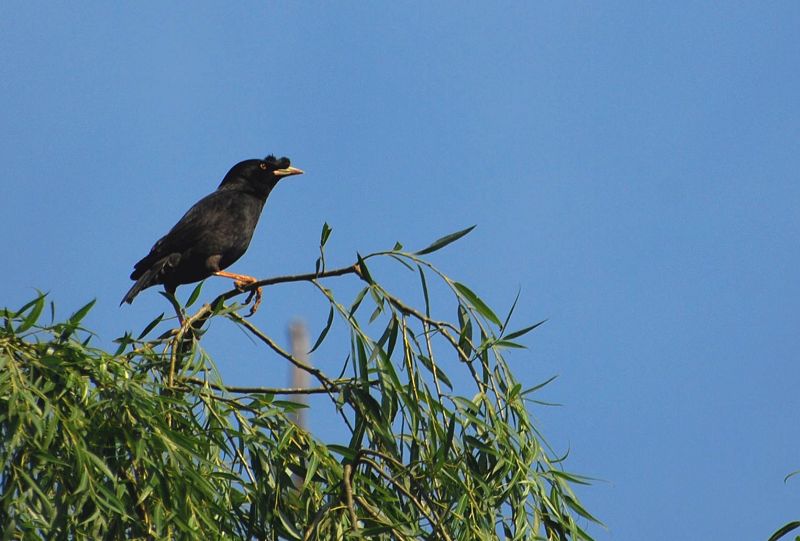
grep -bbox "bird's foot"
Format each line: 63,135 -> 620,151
234,278 -> 262,317
244,287 -> 263,316
214,270 -> 262,316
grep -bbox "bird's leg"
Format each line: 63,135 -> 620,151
162,289 -> 185,324
213,270 -> 263,316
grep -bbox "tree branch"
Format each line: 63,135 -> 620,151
180,375 -> 378,395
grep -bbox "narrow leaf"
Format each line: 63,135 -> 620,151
16,294 -> 45,333
309,306 -> 334,354
320,222 -> 332,247
368,304 -> 383,323
768,522 -> 800,541
349,286 -> 370,317
521,375 -> 559,395
493,339 -> 526,349
356,252 -> 374,284
68,299 -> 96,325
454,282 -> 501,326
185,281 -> 204,308
417,265 -> 430,317
435,412 -> 457,467
327,445 -> 357,461
137,313 -> 165,340
502,288 -> 521,332
503,319 -> 547,341
388,253 -> 415,271
415,225 -> 476,255
417,354 -> 453,389
385,316 -> 399,358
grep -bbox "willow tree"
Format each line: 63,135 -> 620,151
0,227 -> 598,540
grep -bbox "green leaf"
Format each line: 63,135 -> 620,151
309,306 -> 334,354
355,335 -> 369,382
137,313 -> 165,340
113,332 -> 132,356
301,452 -> 321,492
316,223 -> 332,275
457,305 -> 473,359
768,521 -> 800,541
327,444 -> 357,461
68,299 -> 96,326
388,253 -> 415,271
185,281 -> 204,308
453,282 -> 501,326
159,290 -> 184,317
503,319 -> 547,341
356,252 -> 374,284
385,316 -> 399,358
417,354 -> 452,389
415,225 -> 476,255
502,288 -> 521,332
320,221 -> 332,247
521,375 -> 558,395
493,339 -> 526,349
58,299 -> 97,341
435,412 -> 457,467
368,305 -> 383,323
349,286 -> 370,317
277,509 -> 303,540
16,293 -> 45,333
417,265 -> 431,318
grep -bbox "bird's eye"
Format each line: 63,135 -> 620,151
259,162 -> 268,170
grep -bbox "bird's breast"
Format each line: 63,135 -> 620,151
212,194 -> 266,269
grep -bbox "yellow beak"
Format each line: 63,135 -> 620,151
275,166 -> 304,178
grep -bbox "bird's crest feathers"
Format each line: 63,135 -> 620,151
262,155 -> 291,169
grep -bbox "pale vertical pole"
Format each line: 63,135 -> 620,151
288,320 -> 310,429
288,320 -> 310,489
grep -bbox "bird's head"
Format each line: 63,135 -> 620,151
218,155 -> 303,196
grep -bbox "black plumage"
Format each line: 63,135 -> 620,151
121,155 -> 303,310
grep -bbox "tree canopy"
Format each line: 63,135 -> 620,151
0,227 -> 598,540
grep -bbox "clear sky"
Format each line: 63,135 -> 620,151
2,3 -> 798,539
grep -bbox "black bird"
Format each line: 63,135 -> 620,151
121,155 -> 303,314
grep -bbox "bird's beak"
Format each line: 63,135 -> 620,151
275,166 -> 304,178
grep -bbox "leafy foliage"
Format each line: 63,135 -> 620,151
0,229 -> 597,539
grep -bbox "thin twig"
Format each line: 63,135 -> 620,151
357,456 -> 453,541
302,500 -> 337,541
354,496 -> 408,539
180,376 -> 377,395
210,264 -> 360,310
343,463 -> 359,530
227,312 -> 335,389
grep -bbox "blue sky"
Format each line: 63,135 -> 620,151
2,3 -> 798,539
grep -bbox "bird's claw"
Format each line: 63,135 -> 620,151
232,278 -> 262,317
244,287 -> 263,317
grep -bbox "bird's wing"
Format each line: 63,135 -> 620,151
131,192 -> 229,276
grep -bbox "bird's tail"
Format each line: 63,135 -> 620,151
120,257 -> 169,305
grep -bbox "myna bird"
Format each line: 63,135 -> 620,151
121,155 -> 303,314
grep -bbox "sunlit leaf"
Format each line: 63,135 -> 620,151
16,293 -> 45,333
68,299 -> 96,326
454,282 -> 501,326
